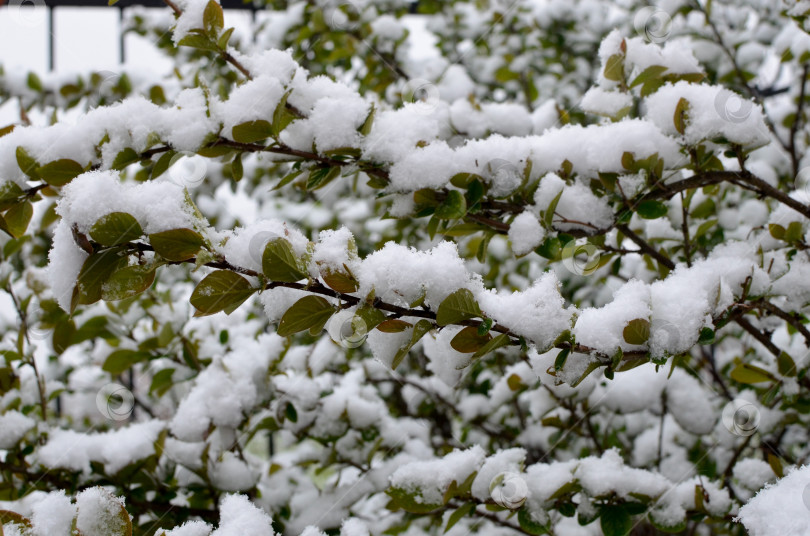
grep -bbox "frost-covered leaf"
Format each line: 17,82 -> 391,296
203,0 -> 224,34
101,264 -> 157,301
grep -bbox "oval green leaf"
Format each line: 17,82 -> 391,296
262,237 -> 308,282
277,295 -> 334,337
622,318 -> 650,345
436,288 -> 482,326
149,228 -> 204,262
36,159 -> 84,187
101,264 -> 157,301
190,271 -> 255,316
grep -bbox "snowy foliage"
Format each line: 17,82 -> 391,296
1,0 -> 810,534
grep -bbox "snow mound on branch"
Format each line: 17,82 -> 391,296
0,410 -> 36,449
36,420 -> 165,474
389,446 -> 486,505
644,81 -> 770,148
738,465 -> 810,536
48,171 -> 198,311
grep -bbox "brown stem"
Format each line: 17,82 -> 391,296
617,224 -> 675,270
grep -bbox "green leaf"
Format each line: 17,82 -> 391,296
354,306 -> 387,332
306,165 -> 340,190
112,147 -> 141,170
285,402 -> 298,423
600,505 -> 632,536
554,348 -> 571,371
321,266 -> 359,293
376,319 -> 412,333
778,351 -> 797,377
535,236 -> 561,260
273,168 -> 303,190
272,90 -> 297,137
436,288 -> 482,326
518,508 -> 549,535
90,212 -> 143,246
36,159 -> 84,186
217,27 -> 235,49
203,0 -> 224,34
623,318 -> 650,345
544,188 -> 563,229
190,271 -> 255,316
101,264 -> 157,301
768,223 -> 785,240
149,368 -> 175,397
472,332 -> 510,358
149,228 -> 204,262
27,71 -> 42,92
730,362 -> 774,384
445,503 -> 475,533
15,147 -> 40,179
507,373 -> 525,391
177,33 -> 219,52
391,319 -> 433,369
630,65 -> 668,88
262,238 -> 308,282
635,200 -> 668,219
359,104 -> 376,136
151,150 -> 176,180
277,295 -> 334,337
75,249 -> 128,309
450,326 -> 492,353
785,221 -> 804,243
434,190 -> 467,220
673,97 -> 689,135
697,327 -> 715,345
603,54 -> 625,82
103,349 -> 150,375
477,317 -> 493,336
232,120 -> 273,144
231,153 -> 244,181
0,201 -> 33,238
0,182 -> 24,212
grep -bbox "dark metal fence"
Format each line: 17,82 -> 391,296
1,1 -> 264,71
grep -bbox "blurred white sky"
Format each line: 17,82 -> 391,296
0,4 -> 434,124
